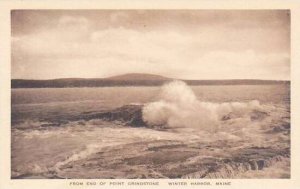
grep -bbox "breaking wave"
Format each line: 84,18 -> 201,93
142,80 -> 262,131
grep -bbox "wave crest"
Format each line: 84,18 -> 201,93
142,80 -> 262,131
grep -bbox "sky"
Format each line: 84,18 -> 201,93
11,10 -> 290,80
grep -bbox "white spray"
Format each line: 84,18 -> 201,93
142,80 -> 261,131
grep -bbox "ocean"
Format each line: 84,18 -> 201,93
11,82 -> 290,179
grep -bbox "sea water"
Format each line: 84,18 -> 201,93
11,83 -> 290,179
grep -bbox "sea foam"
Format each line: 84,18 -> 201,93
142,80 -> 262,131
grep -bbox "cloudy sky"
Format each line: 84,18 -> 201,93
11,10 -> 290,80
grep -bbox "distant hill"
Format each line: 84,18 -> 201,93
11,73 -> 290,88
106,73 -> 171,81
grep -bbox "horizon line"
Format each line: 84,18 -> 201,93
11,72 -> 290,81
11,78 -> 291,82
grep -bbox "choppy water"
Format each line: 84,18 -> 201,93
11,84 -> 290,179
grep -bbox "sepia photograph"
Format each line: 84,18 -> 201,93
10,9 -> 291,180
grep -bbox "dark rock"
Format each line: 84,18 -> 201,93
250,110 -> 269,121
40,123 -> 61,127
71,104 -> 147,127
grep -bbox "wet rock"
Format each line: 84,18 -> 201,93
250,110 -> 269,121
221,110 -> 269,121
272,123 -> 290,132
40,123 -> 61,127
73,105 -> 146,127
